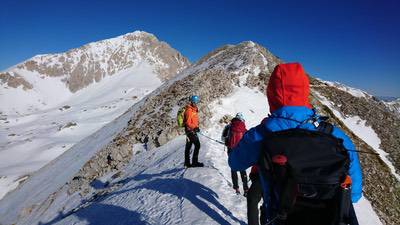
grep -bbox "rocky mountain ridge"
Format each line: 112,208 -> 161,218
0,31 -> 189,93
310,80 -> 400,224
383,98 -> 400,116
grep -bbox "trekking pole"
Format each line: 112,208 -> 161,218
198,132 -> 225,145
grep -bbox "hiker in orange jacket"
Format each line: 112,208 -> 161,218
184,95 -> 203,168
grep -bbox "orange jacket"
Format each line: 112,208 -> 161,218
184,104 -> 199,130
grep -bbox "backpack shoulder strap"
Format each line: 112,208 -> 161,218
222,124 -> 230,137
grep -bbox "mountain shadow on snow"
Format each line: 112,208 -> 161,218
40,168 -> 246,225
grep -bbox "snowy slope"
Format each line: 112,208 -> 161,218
0,91 -> 149,225
0,63 -> 162,199
22,87 -> 381,225
0,31 -> 189,115
314,92 -> 400,182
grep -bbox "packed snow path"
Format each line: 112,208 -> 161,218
39,134 -> 381,225
42,136 -> 248,225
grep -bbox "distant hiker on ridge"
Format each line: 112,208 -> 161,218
183,95 -> 203,168
222,113 -> 249,196
229,63 -> 362,225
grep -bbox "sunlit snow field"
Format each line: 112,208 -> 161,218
0,63 -> 161,199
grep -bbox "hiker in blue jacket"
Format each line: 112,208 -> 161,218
228,63 -> 362,225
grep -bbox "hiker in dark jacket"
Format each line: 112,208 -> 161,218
247,165 -> 264,225
224,113 -> 249,195
229,63 -> 362,225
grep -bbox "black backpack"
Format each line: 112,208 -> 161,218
259,122 -> 353,225
221,124 -> 231,146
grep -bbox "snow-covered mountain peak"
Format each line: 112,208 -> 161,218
0,31 -> 190,203
13,30 -> 188,90
0,30 -> 190,115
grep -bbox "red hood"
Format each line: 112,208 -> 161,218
266,63 -> 311,112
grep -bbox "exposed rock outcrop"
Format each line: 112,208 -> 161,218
0,72 -> 32,90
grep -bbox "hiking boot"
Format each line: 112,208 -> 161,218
184,162 -> 191,168
235,188 -> 240,195
243,188 -> 249,197
191,162 -> 204,167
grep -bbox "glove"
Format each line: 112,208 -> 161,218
194,127 -> 200,133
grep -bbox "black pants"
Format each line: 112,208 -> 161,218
232,171 -> 248,190
185,131 -> 201,164
228,148 -> 248,190
348,204 -> 359,225
247,173 -> 263,225
285,197 -> 359,225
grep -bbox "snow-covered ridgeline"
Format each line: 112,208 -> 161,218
315,79 -> 372,99
1,30 -> 189,116
383,98 -> 400,116
10,31 -> 184,79
314,91 -> 400,182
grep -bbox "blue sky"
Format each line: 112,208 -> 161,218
1,0 -> 399,96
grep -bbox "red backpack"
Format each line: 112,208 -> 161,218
226,118 -> 247,149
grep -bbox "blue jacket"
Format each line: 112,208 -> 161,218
228,106 -> 363,208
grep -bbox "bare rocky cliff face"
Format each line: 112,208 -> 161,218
0,72 -> 33,90
2,40 -> 399,225
0,31 -> 190,93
